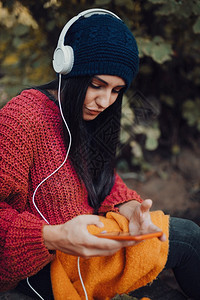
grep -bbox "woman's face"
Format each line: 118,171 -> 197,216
83,75 -> 126,121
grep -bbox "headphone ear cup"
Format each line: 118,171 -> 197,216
53,45 -> 74,75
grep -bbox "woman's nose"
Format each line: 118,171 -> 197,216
96,90 -> 112,109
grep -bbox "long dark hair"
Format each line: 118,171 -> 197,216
36,76 -> 123,214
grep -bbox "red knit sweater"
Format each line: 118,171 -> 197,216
0,89 -> 142,291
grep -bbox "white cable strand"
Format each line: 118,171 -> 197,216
32,73 -> 72,224
26,277 -> 45,300
28,73 -> 73,298
77,257 -> 88,300
29,74 -> 88,299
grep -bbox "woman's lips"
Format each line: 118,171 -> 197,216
85,107 -> 103,115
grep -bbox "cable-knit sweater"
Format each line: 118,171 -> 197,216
0,89 -> 142,291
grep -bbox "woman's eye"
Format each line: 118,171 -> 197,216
90,83 -> 101,89
112,88 -> 122,94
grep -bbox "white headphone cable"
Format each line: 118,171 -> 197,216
26,277 -> 45,300
31,73 -> 72,224
28,74 -> 88,299
77,257 -> 89,300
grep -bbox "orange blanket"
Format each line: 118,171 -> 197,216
51,211 -> 169,300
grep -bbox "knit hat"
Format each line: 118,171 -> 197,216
63,14 -> 139,87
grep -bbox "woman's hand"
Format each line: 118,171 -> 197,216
42,215 -> 136,258
118,199 -> 166,242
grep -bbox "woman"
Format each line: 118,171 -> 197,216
0,8 -> 199,300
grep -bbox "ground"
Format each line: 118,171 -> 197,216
121,148 -> 200,225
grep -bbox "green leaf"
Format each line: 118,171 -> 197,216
138,36 -> 173,64
193,16 -> 200,34
46,20 -> 56,31
160,95 -> 175,107
151,37 -> 173,63
172,144 -> 181,155
145,136 -> 159,150
192,0 -> 200,16
13,24 -> 29,36
12,36 -> 24,48
182,98 -> 200,130
120,130 -> 130,144
130,141 -> 143,158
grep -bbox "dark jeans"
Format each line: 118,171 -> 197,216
16,217 -> 200,300
165,217 -> 200,300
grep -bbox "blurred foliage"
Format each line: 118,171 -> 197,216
0,0 -> 200,171
182,98 -> 200,131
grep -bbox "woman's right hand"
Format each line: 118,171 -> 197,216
43,215 -> 136,258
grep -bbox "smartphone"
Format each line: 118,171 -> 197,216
95,231 -> 163,241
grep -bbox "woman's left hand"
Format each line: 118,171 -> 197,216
118,199 -> 166,242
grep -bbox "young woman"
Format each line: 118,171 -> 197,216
0,8 -> 199,300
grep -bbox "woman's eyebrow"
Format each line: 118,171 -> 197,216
94,76 -> 108,85
94,76 -> 126,87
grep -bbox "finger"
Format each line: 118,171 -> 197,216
140,199 -> 152,213
159,232 -> 167,242
129,221 -> 140,235
145,223 -> 167,242
145,221 -> 161,233
79,215 -> 104,228
121,240 -> 139,247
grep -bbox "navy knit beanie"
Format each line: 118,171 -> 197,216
63,14 -> 139,87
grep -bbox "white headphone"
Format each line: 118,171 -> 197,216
52,8 -> 121,75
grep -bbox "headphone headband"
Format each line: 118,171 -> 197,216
57,9 -> 121,48
52,8 -> 121,74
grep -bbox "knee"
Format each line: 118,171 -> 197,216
169,217 -> 200,250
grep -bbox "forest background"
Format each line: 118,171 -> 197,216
0,0 -> 200,224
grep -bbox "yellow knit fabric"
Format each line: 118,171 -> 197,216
51,211 -> 169,300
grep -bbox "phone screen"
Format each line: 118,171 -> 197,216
95,231 -> 162,241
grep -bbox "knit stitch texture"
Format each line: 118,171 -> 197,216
63,14 -> 139,87
0,89 -> 142,291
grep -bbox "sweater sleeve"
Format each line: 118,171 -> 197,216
0,99 -> 54,291
99,173 -> 143,214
